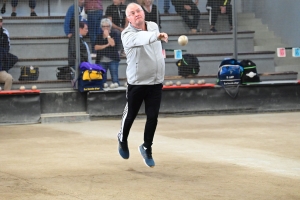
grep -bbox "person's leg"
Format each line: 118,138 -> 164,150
118,85 -> 145,142
179,10 -> 194,31
226,5 -> 233,30
143,84 -> 163,149
190,4 -> 200,30
87,10 -> 103,53
11,0 -> 17,16
210,5 -> 219,32
109,61 -> 120,85
99,62 -> 109,84
0,71 -> 13,90
29,0 -> 37,16
164,0 -> 170,13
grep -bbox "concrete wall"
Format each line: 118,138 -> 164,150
241,0 -> 300,47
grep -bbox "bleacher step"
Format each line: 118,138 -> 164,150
40,112 -> 90,124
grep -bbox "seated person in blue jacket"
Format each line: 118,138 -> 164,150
207,0 -> 232,32
64,0 -> 86,38
68,21 -> 91,69
95,18 -> 120,86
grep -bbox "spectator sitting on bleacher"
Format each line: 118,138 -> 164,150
68,21 -> 91,69
207,0 -> 232,32
64,0 -> 87,38
171,0 -> 200,33
141,0 -> 161,29
95,18 -> 120,86
1,0 -> 37,16
0,16 -> 18,90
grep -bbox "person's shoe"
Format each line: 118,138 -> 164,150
11,12 -> 17,17
30,11 -> 37,16
118,138 -> 129,159
210,27 -> 217,33
138,145 -> 155,168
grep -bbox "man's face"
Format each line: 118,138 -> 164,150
126,4 -> 144,27
79,0 -> 84,6
144,0 -> 152,6
0,20 -> 3,28
80,24 -> 88,36
113,0 -> 121,5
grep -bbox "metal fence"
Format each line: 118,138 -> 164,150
0,0 -> 299,92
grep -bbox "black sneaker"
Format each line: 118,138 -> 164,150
210,27 -> 217,33
118,138 -> 129,159
11,12 -> 17,17
30,11 -> 37,16
138,145 -> 155,168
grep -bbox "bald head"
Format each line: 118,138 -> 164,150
125,3 -> 143,17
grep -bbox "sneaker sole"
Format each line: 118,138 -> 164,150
138,146 -> 155,168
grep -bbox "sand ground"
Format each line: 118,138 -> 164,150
1,112 -> 300,200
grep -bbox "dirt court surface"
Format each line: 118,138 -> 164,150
1,112 -> 300,200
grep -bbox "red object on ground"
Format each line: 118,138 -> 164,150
0,90 -> 41,95
163,83 -> 215,89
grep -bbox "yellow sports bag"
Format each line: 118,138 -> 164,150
82,70 -> 102,81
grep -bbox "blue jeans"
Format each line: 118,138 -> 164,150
86,10 -> 103,53
164,0 -> 170,11
100,61 -> 120,85
11,0 -> 36,9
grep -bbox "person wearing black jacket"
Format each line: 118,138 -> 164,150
207,0 -> 232,32
68,21 -> 91,69
171,0 -> 200,33
141,0 -> 161,29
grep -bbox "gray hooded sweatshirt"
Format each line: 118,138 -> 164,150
121,21 -> 165,85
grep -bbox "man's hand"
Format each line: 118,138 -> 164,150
184,5 -> 191,11
67,33 -> 72,38
103,29 -> 110,38
157,33 -> 168,43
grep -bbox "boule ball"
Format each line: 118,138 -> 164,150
124,82 -> 128,87
20,86 -> 26,91
169,81 -> 173,86
178,35 -> 188,46
190,80 -> 195,85
165,81 -> 170,86
110,83 -> 115,89
31,85 -> 37,90
176,81 -> 181,86
114,83 -> 119,88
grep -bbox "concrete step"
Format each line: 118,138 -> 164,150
255,37 -> 282,46
237,24 -> 268,32
163,31 -> 254,54
237,13 -> 256,19
237,18 -> 263,26
255,44 -> 286,51
40,112 -> 90,123
275,65 -> 300,79
10,37 -> 68,58
4,17 -> 65,37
